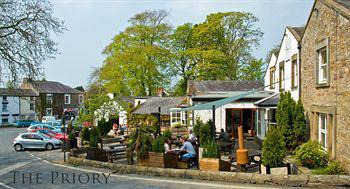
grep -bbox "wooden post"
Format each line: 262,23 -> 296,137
158,107 -> 161,135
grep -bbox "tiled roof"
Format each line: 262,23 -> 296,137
29,81 -> 83,94
187,80 -> 263,96
0,88 -> 38,97
133,97 -> 185,115
287,26 -> 305,42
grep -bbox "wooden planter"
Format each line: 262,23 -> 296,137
137,158 -> 149,167
199,158 -> 231,172
260,163 -> 291,175
148,152 -> 164,168
86,147 -> 108,162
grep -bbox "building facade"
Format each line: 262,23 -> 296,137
300,0 -> 350,172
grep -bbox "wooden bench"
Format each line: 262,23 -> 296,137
105,147 -> 127,163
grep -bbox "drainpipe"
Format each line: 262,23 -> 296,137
298,43 -> 302,99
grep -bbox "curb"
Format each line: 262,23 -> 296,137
67,156 -> 350,187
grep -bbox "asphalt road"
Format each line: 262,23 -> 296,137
0,127 -> 296,189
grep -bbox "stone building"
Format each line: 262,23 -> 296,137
300,0 -> 350,172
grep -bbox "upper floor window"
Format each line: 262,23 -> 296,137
279,62 -> 285,91
269,67 -> 276,89
79,94 -> 84,104
291,54 -> 298,89
64,94 -> 71,104
46,94 -> 53,105
2,104 -> 8,112
316,38 -> 329,87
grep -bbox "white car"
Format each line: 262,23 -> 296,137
41,116 -> 57,123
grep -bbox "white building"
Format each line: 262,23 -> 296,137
255,26 -> 304,140
0,88 -> 38,126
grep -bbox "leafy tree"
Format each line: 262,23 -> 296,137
276,91 -> 296,150
262,127 -> 286,167
202,139 -> 219,158
0,0 -> 65,84
74,86 -> 85,92
101,10 -> 172,96
239,58 -> 266,80
199,119 -> 215,145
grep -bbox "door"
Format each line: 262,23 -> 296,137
29,134 -> 45,149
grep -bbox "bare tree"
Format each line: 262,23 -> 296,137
0,0 -> 65,85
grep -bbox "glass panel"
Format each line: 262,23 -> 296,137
321,133 -> 326,148
320,114 -> 326,130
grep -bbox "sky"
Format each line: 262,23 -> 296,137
45,0 -> 314,88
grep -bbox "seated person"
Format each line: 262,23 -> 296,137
188,130 -> 197,142
179,136 -> 196,161
164,138 -> 171,153
218,129 -> 229,142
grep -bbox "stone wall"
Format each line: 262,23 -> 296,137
301,0 -> 350,173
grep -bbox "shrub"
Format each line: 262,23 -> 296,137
261,127 -> 287,168
313,159 -> 345,175
68,132 -> 75,140
295,140 -> 328,168
199,119 -> 215,145
81,127 -> 90,142
67,121 -> 74,132
151,136 -> 165,153
89,127 -> 100,148
293,99 -> 307,145
97,118 -> 112,137
193,117 -> 203,139
73,123 -> 80,132
202,140 -> 219,158
126,126 -> 154,161
162,130 -> 172,140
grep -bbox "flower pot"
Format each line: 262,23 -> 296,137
260,163 -> 291,175
86,147 -> 107,162
148,152 -> 164,168
199,158 -> 231,172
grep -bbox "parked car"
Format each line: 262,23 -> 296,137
12,133 -> 62,151
46,121 -> 61,128
41,116 -> 57,123
14,120 -> 40,127
31,129 -> 68,142
27,124 -> 62,133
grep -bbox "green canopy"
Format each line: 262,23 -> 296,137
172,89 -> 262,112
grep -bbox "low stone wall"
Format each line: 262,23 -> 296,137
67,156 -> 350,187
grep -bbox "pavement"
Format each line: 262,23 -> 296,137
0,127 -> 311,189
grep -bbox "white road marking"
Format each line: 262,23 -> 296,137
0,182 -> 14,189
0,162 -> 31,177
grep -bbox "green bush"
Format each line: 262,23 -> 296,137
295,140 -> 328,168
151,136 -> 165,153
68,132 -> 75,140
313,159 -> 345,175
199,119 -> 215,145
89,127 -> 100,148
81,127 -> 90,142
97,118 -> 112,137
193,117 -> 203,139
126,126 -> 154,161
202,140 -> 219,158
73,123 -> 80,132
67,121 -> 73,132
262,127 -> 287,168
162,130 -> 172,140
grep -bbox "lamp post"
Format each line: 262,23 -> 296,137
61,116 -> 66,162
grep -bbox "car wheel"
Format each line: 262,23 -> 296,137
46,143 -> 54,151
14,144 -> 22,152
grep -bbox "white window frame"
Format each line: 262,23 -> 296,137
46,94 -> 53,104
170,108 -> 186,127
318,47 -> 328,84
318,113 -> 327,150
64,94 -> 71,104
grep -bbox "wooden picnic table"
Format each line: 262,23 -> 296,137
164,150 -> 186,168
108,143 -> 128,149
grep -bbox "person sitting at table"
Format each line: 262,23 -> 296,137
164,138 -> 171,153
179,136 -> 196,161
188,130 -> 197,142
218,129 -> 229,142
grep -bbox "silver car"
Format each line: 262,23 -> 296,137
13,133 -> 62,151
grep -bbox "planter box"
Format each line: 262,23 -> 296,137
149,152 -> 164,168
86,147 -> 108,162
261,164 -> 291,175
137,158 -> 149,167
199,158 -> 231,172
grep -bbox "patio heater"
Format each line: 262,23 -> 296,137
236,110 -> 249,171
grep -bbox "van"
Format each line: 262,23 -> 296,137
42,116 -> 57,123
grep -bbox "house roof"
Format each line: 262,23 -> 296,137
187,80 -> 263,96
28,81 -> 83,94
287,26 -> 305,42
254,93 -> 280,107
0,88 -> 39,97
132,97 -> 185,115
191,90 -> 274,100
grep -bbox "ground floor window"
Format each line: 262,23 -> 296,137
318,113 -> 327,149
170,109 -> 187,127
2,118 -> 8,123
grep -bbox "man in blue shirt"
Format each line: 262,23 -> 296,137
179,135 -> 196,161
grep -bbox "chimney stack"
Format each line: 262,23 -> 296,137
157,87 -> 164,97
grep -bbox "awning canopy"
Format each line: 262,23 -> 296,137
172,89 -> 263,112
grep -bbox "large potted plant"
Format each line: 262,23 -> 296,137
68,131 -> 77,149
86,127 -> 107,161
126,126 -> 154,166
149,136 -> 165,168
261,127 -> 288,174
199,140 -> 230,171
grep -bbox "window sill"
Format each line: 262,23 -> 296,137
316,83 -> 330,88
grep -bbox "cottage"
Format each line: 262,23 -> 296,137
300,0 -> 350,172
0,88 -> 38,125
255,26 -> 304,139
21,79 -> 84,119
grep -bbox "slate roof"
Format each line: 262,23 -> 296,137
0,88 -> 38,97
133,97 -> 185,115
254,94 -> 279,107
28,81 -> 83,94
287,26 -> 305,42
187,80 -> 264,96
